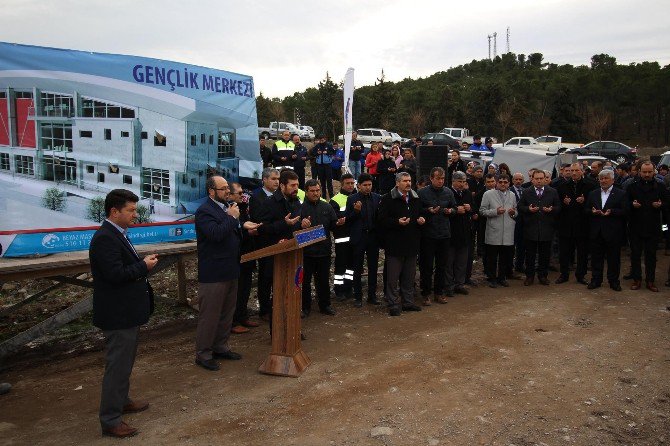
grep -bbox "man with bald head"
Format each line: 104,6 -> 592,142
194,176 -> 260,371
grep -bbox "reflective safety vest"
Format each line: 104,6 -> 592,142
331,193 -> 348,212
275,140 -> 295,150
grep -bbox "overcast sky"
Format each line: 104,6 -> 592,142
1,0 -> 668,99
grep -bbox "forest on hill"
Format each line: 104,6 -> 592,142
256,53 -> 670,148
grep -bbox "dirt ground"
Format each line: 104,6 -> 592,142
1,252 -> 670,446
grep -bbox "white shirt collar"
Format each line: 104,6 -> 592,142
209,196 -> 228,210
263,187 -> 274,196
105,219 -> 127,236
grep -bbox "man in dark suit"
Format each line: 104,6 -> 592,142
447,171 -> 474,295
195,176 -> 259,371
585,169 -> 628,291
556,163 -> 597,284
511,172 -> 526,274
345,173 -> 382,307
249,168 -> 280,321
625,161 -> 669,291
518,170 -> 561,285
90,189 -> 158,438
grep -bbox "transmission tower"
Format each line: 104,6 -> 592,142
506,27 -> 510,53
493,32 -> 497,58
487,35 -> 492,60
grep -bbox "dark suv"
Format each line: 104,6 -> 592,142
568,140 -> 637,164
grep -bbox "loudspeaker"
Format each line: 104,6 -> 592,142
416,145 -> 450,179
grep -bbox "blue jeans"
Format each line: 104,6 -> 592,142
348,160 -> 361,179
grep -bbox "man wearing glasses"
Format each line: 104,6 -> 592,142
194,176 -> 260,371
478,175 -> 517,288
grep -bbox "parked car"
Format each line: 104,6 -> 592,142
258,121 -> 301,140
656,150 -> 670,167
420,133 -> 460,150
493,136 -> 555,152
356,128 -> 394,146
536,135 -> 583,152
297,125 -> 315,141
389,132 -> 410,144
566,141 -> 637,164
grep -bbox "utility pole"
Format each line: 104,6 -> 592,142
506,27 -> 510,53
493,32 -> 497,58
487,35 -> 492,60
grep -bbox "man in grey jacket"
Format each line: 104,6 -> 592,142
418,167 -> 457,304
479,174 -> 517,288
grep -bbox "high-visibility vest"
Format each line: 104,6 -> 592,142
331,193 -> 348,212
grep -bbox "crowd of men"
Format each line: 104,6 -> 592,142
88,136 -> 670,436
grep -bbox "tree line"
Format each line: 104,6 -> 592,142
256,53 -> 670,147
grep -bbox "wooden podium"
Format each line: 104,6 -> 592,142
241,225 -> 326,377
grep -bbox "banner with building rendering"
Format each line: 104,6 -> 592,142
0,42 -> 261,246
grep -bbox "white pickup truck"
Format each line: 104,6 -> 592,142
258,121 -> 301,140
536,135 -> 583,152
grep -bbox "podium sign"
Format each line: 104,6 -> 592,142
241,225 -> 326,377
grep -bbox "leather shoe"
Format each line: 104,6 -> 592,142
353,299 -> 363,308
555,276 -> 568,284
434,295 -> 448,304
231,325 -> 249,334
402,304 -> 422,311
576,277 -> 588,285
213,350 -> 242,360
488,281 -> 498,288
464,279 -> 478,287
241,319 -> 260,328
123,400 -> 149,414
195,358 -> 220,371
367,298 -> 381,305
320,306 -> 336,316
389,308 -> 401,316
610,283 -> 622,292
646,282 -> 659,292
508,273 -> 523,280
454,287 -> 469,295
587,282 -> 600,290
538,278 -> 550,286
497,280 -> 510,288
422,297 -> 432,306
630,280 -> 641,290
524,277 -> 534,286
102,421 -> 138,438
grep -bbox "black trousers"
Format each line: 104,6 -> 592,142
485,244 -> 513,282
100,327 -> 139,429
559,236 -> 589,280
315,164 -> 333,198
525,239 -> 551,279
295,166 -> 306,190
257,257 -> 273,317
333,241 -> 353,294
590,234 -> 622,285
630,233 -> 659,282
332,167 -> 342,182
352,232 -> 379,301
233,261 -> 254,324
513,221 -> 525,271
302,256 -> 332,312
419,236 -> 449,296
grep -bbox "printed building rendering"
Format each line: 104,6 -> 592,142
0,42 -> 261,220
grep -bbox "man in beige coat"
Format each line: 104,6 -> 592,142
479,174 -> 517,288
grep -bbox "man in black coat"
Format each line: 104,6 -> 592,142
555,163 -> 596,284
249,167 -> 280,321
585,169 -> 628,291
626,161 -> 669,291
230,182 -> 261,334
345,173 -> 382,307
330,174 -> 356,300
447,171 -> 474,296
510,172 -> 526,274
89,189 -> 158,438
377,172 -> 426,316
518,170 -> 561,285
300,179 -> 339,316
418,167 -> 457,305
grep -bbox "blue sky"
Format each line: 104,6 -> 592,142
1,0 -> 668,98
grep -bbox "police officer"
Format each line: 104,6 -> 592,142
272,131 -> 295,168
330,173 -> 356,301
